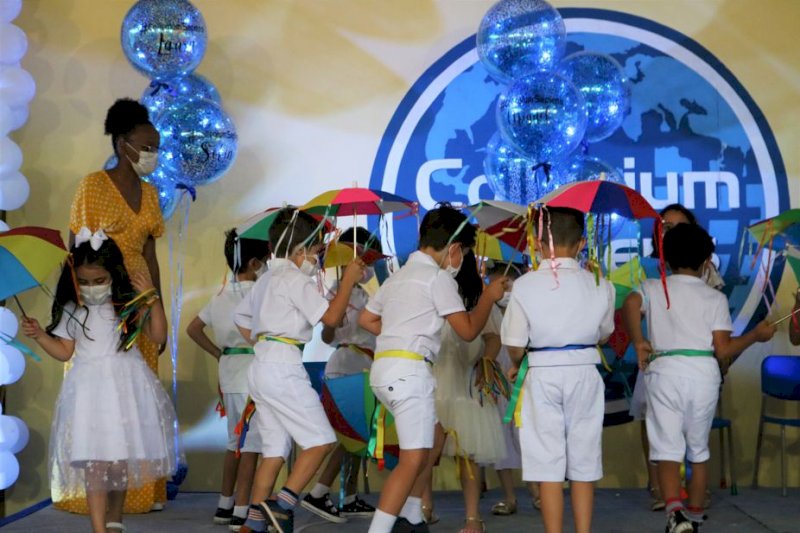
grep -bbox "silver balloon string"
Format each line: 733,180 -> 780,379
166,189 -> 191,466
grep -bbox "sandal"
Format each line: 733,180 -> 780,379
532,497 -> 542,510
490,500 -> 517,516
422,504 -> 440,525
458,517 -> 485,533
106,522 -> 126,533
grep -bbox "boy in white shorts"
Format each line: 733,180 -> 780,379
302,227 -> 380,523
624,223 -> 775,533
501,207 -> 615,533
186,229 -> 268,531
233,208 -> 365,533
358,204 -> 507,533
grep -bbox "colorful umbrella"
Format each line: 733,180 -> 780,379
535,180 -> 660,220
323,241 -> 386,269
467,200 -> 527,249
0,227 -> 69,302
475,231 -> 520,263
301,187 -> 415,217
608,256 -> 646,309
237,206 -> 334,242
321,372 -> 399,469
747,209 -> 800,248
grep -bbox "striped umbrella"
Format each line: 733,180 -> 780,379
0,227 -> 68,303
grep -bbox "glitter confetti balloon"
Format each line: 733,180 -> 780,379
155,98 -> 237,187
121,0 -> 207,79
477,0 -> 566,83
496,71 -> 587,163
484,132 -> 549,204
559,52 -> 630,143
141,73 -> 220,121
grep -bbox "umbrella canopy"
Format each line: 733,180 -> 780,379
476,231 -> 521,262
321,372 -> 399,469
301,187 -> 415,217
237,206 -> 333,242
747,209 -> 800,248
535,180 -> 660,220
0,227 -> 69,301
467,200 -> 528,249
608,256 -> 646,309
323,241 -> 387,269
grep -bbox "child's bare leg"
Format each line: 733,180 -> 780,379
539,481 -> 564,533
104,461 -> 127,527
316,444 -> 346,488
657,460 -> 683,503
641,422 -> 659,492
345,454 -> 361,496
234,452 -> 258,507
687,461 -> 708,510
570,481 -> 594,533
282,443 -> 335,495
221,450 -> 240,498
459,457 -> 482,526
496,469 -> 517,504
85,462 -> 110,533
251,457 -> 285,504
376,448 -> 430,515
417,423 -> 445,513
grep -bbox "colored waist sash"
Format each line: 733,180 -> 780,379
374,350 -> 432,365
338,344 -> 375,358
503,344 -> 597,426
222,346 -> 255,356
257,335 -> 305,351
649,349 -> 714,363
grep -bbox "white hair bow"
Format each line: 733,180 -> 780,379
74,227 -> 108,251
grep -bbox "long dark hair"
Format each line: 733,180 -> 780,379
47,237 -> 137,348
455,250 -> 482,311
651,203 -> 697,257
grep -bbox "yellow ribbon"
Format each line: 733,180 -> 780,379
374,350 -> 430,364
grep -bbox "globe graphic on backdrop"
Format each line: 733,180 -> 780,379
370,10 -> 788,333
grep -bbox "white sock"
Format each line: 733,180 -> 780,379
218,495 -> 234,509
309,482 -> 330,499
344,494 -> 357,505
399,496 -> 423,524
368,509 -> 397,533
233,505 -> 249,519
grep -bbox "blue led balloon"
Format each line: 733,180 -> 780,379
121,0 -> 207,79
477,0 -> 566,83
497,72 -> 587,164
156,181 -> 179,220
103,154 -> 118,171
155,98 -> 237,186
484,132 -> 549,204
141,74 -> 220,121
559,52 -> 630,143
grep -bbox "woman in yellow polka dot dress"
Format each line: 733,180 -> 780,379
59,98 -> 170,516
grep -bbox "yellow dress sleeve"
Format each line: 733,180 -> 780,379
69,176 -> 95,235
143,182 -> 166,239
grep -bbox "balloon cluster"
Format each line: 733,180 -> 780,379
119,0 -> 238,219
478,0 -> 630,205
0,307 -> 29,490
0,0 -> 34,214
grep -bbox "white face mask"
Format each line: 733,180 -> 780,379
126,142 -> 158,177
445,245 -> 463,278
360,266 -> 375,284
254,260 -> 268,278
300,254 -> 319,277
80,283 -> 112,305
497,291 -> 512,308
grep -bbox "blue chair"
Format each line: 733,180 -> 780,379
711,387 -> 737,495
751,355 -> 800,496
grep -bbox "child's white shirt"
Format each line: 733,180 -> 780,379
198,279 -> 254,394
501,258 -> 615,366
52,301 -> 123,356
328,281 -> 375,349
366,250 -> 465,385
233,258 -> 328,344
638,275 -> 731,384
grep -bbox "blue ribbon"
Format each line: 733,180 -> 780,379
0,332 -> 41,362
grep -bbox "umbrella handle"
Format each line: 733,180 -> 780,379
13,295 -> 28,319
770,306 -> 800,327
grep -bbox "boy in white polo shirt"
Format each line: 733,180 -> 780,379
623,223 -> 775,533
233,208 -> 365,533
359,204 -> 507,533
186,229 -> 268,531
501,207 -> 615,533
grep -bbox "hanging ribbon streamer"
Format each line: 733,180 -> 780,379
234,397 -> 257,457
0,332 -> 41,362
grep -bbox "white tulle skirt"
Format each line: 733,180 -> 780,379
49,349 -> 181,501
434,327 -> 507,466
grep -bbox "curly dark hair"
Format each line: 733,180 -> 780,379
104,98 -> 153,155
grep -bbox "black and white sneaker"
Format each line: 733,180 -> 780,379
666,510 -> 696,533
229,515 -> 246,531
391,517 -> 430,533
340,496 -> 375,517
214,507 -> 234,525
300,493 -> 347,524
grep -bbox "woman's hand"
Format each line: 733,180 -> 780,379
21,317 -> 44,339
131,271 -> 156,294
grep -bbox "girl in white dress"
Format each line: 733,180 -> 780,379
22,231 -> 180,533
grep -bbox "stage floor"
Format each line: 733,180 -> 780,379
4,488 -> 797,532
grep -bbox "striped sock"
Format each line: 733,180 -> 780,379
244,505 -> 266,532
277,487 -> 299,511
665,497 -> 684,516
686,505 -> 705,523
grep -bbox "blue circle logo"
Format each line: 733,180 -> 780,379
369,8 -> 789,333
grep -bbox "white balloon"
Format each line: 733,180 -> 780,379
0,24 -> 25,64
0,307 -> 18,338
0,451 -> 19,490
0,171 -> 28,210
0,101 -> 10,135
0,136 -> 22,174
0,415 -> 28,454
0,0 -> 21,23
0,344 -> 24,385
7,104 -> 26,131
0,66 -> 35,108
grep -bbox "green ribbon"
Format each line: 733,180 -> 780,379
0,333 -> 41,362
503,356 -> 529,424
222,347 -> 255,356
649,349 -> 714,363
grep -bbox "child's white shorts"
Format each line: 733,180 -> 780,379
247,356 -> 336,459
644,372 -> 719,463
372,372 -> 437,450
223,392 -> 262,453
628,371 -> 648,421
520,365 -> 604,482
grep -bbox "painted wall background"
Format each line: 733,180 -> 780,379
4,0 -> 799,514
